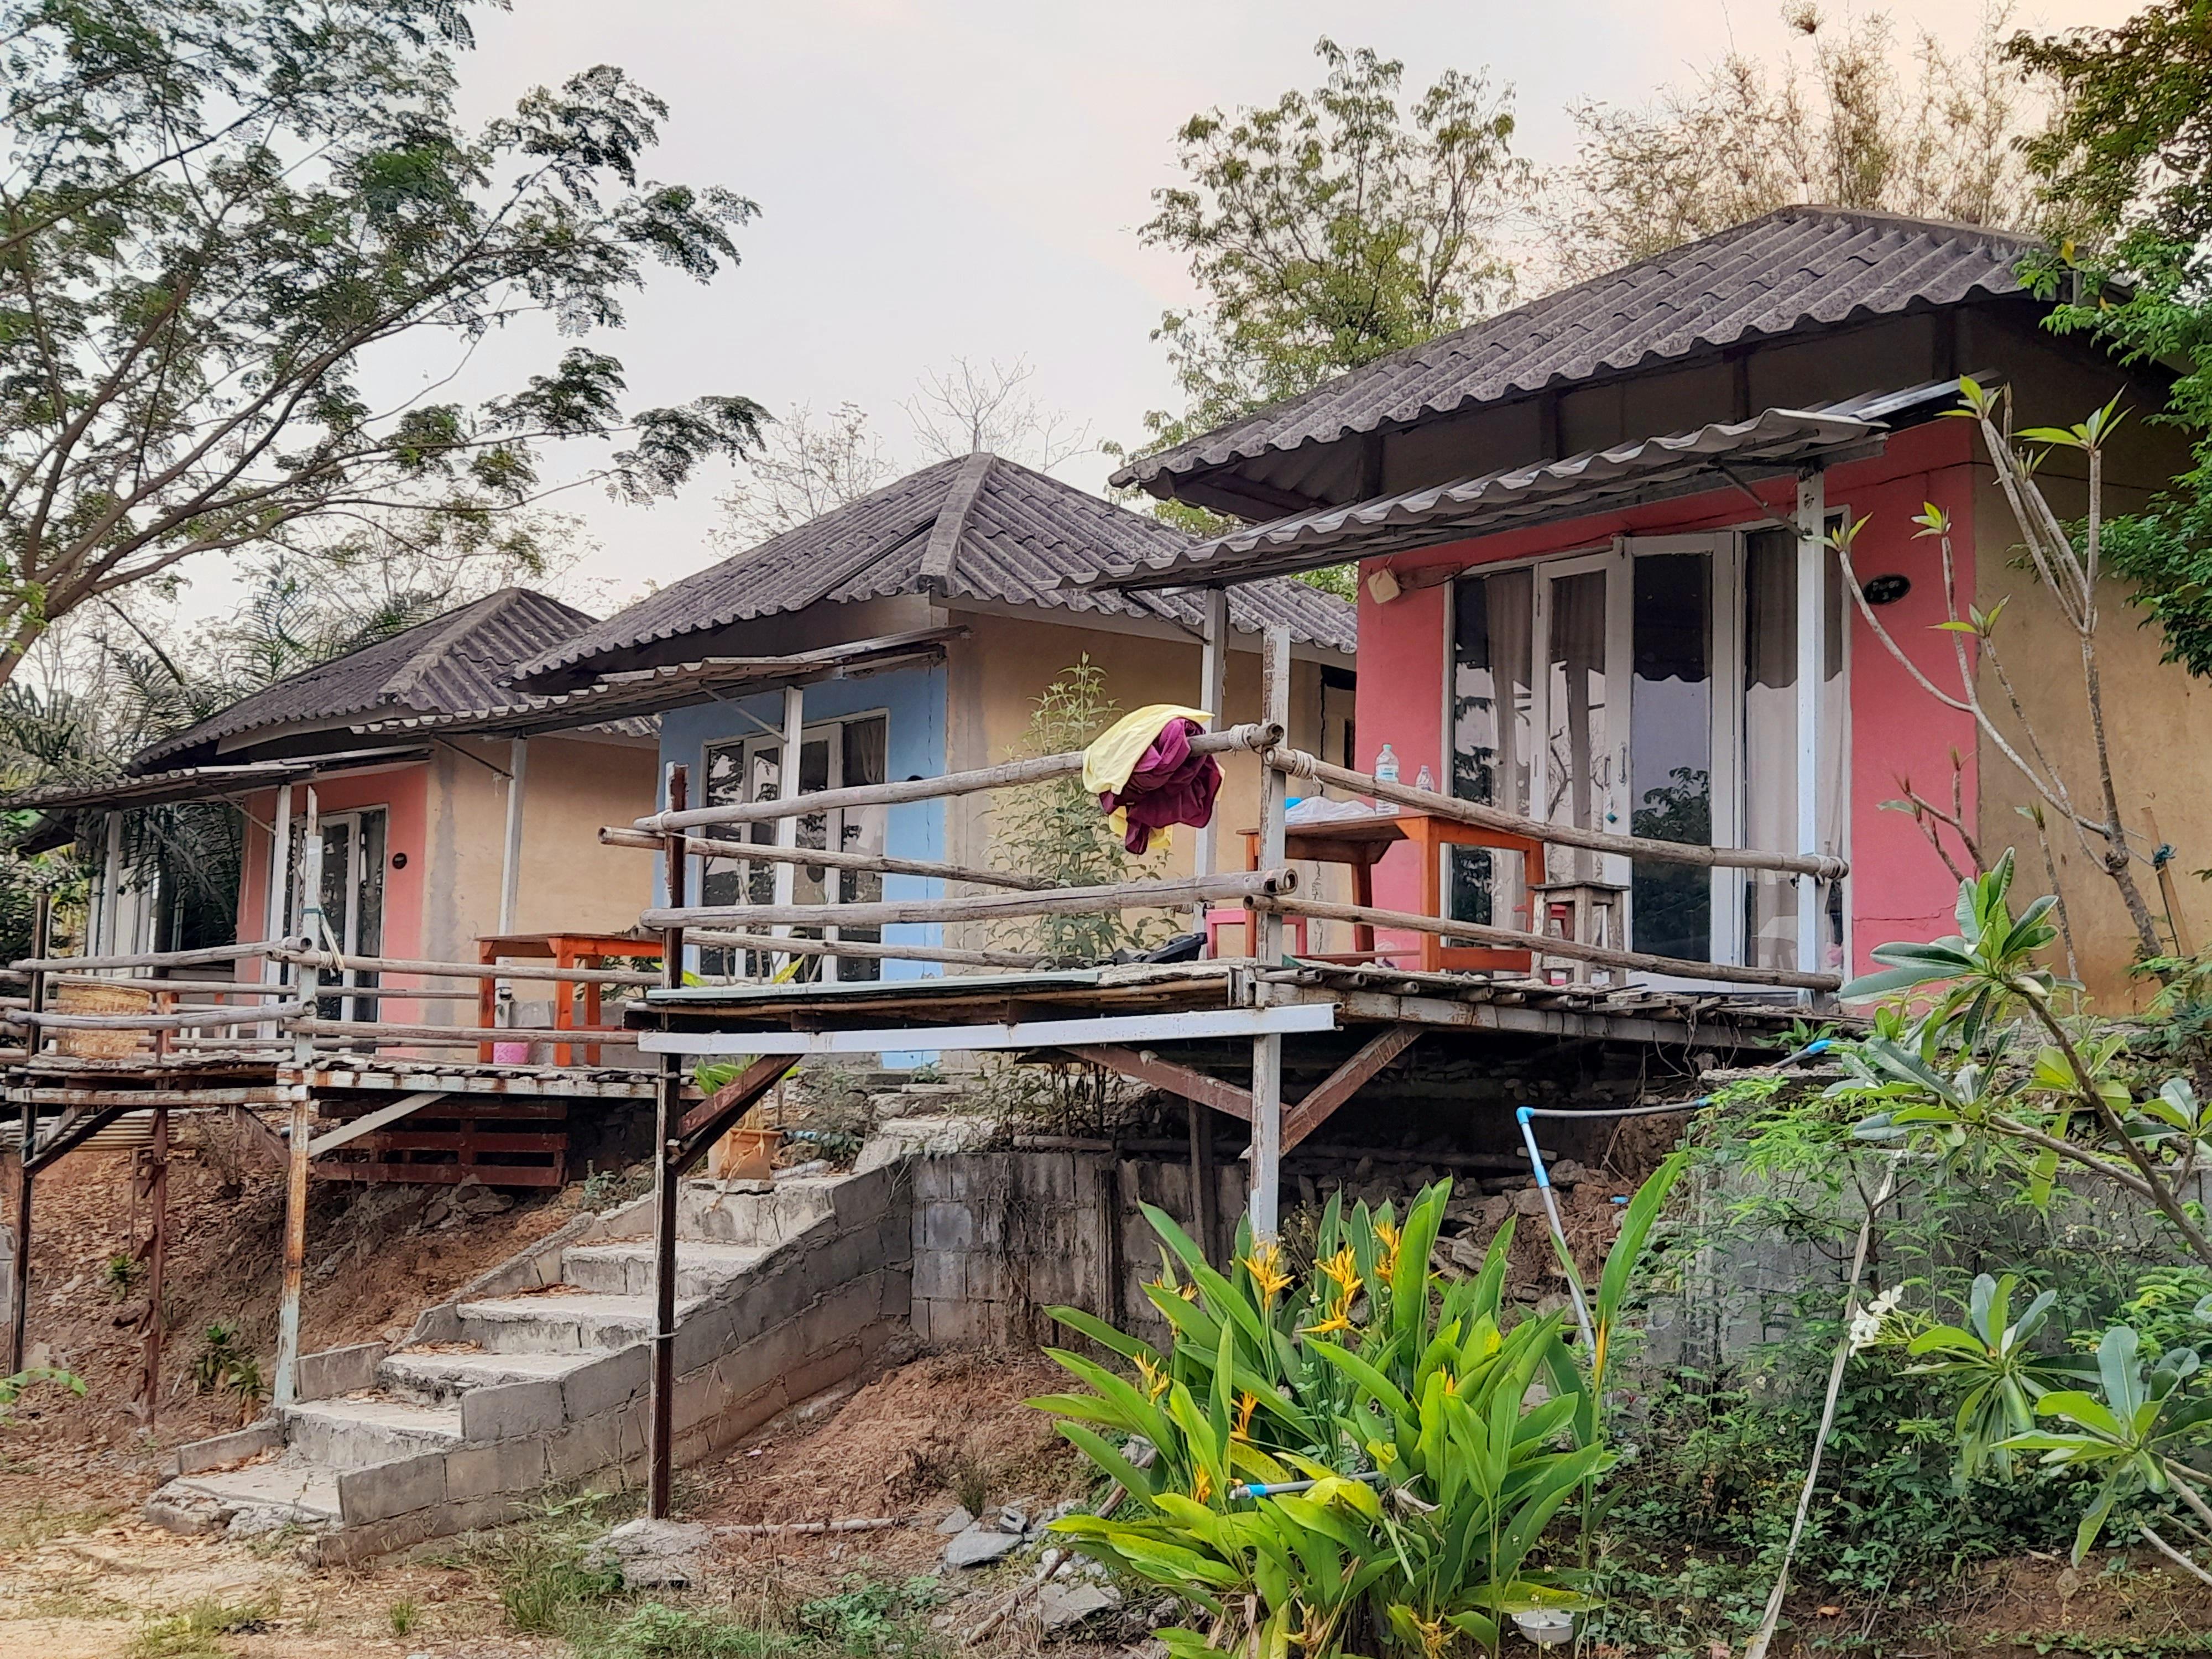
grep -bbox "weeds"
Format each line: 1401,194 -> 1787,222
578,1603 -> 794,1657
187,1322 -> 266,1421
126,1595 -> 278,1658
0,1496 -> 113,1550
103,1251 -> 140,1299
950,1457 -> 990,1520
386,1597 -> 420,1637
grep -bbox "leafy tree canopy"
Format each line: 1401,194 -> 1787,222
2016,1 -> 2212,680
0,0 -> 765,690
1135,37 -> 1528,457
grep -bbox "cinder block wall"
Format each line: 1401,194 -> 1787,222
910,1151 -> 1247,1349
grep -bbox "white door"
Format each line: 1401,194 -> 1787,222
1531,548 -> 1632,895
291,808 -> 386,1018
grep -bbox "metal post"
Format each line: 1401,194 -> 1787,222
499,737 -> 530,935
1193,587 -> 1230,932
1249,625 -> 1293,1241
274,790 -> 320,1407
7,893 -> 49,1375
260,784 -> 294,1041
648,763 -> 688,1519
1794,472 -> 1825,993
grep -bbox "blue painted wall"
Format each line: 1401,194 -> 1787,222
653,665 -> 948,994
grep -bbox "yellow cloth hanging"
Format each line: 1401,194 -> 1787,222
1081,703 -> 1212,797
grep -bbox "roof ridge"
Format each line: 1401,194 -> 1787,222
917,452 -> 998,598
380,587 -> 541,708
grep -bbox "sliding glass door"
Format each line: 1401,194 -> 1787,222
1449,531 -> 1846,978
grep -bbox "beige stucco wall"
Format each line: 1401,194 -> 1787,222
942,607 -> 1353,956
1967,319 -> 2206,1006
420,733 -> 659,969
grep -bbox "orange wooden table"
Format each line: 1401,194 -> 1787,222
1243,809 -> 1546,972
476,932 -> 665,1065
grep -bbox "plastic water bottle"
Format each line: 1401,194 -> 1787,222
1413,764 -> 1436,795
1374,744 -> 1400,815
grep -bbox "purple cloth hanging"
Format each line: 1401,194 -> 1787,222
1099,716 -> 1222,855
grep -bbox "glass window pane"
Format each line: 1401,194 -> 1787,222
1631,554 -> 1712,959
1449,569 -> 1532,927
1544,570 -> 1614,883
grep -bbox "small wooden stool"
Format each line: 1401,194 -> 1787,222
1203,907 -> 1310,960
1530,880 -> 1626,987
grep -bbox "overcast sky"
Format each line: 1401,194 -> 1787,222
178,0 -> 2143,624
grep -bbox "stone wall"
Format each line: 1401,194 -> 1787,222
910,1149 -> 1246,1349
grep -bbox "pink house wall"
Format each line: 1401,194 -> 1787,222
1349,420 -> 1978,974
236,763 -> 430,964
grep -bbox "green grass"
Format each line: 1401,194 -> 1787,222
386,1597 -> 420,1637
126,1595 -> 278,1658
0,1498 -> 118,1551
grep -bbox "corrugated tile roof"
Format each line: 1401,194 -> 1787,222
514,455 -> 1358,691
132,587 -> 607,771
1110,207 -> 2038,502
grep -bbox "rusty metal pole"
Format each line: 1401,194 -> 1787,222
647,763 -> 689,1519
136,1107 -> 168,1427
8,893 -> 50,1376
274,790 -> 320,1407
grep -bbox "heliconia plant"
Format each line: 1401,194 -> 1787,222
1026,1171 -> 1683,1656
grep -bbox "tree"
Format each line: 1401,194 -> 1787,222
712,358 -> 1088,554
2010,4 -> 2212,687
711,402 -> 894,551
0,0 -> 765,692
1547,3 -> 2048,283
1135,38 -> 1529,455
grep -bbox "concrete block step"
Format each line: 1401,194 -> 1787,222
281,1397 -> 462,1468
676,1176 -> 840,1247
377,1347 -> 601,1407
168,1463 -> 342,1524
456,1291 -> 686,1353
560,1240 -> 769,1297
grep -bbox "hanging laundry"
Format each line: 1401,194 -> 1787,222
1082,703 -> 1222,855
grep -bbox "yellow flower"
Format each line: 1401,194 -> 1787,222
1241,1241 -> 1293,1303
1301,1282 -> 1359,1338
1373,1218 -> 1402,1280
1191,1463 -> 1213,1504
1176,1281 -> 1199,1301
1230,1390 -> 1259,1442
1318,1245 -> 1360,1292
1292,1604 -> 1338,1651
1134,1352 -> 1170,1402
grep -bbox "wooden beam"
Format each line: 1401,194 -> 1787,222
230,1104 -> 293,1169
1063,1045 -> 1253,1122
685,928 -> 1046,972
305,1092 -> 448,1159
1280,1027 -> 1422,1152
23,1105 -> 129,1175
674,1052 -> 796,1174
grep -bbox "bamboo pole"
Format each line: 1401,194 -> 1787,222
45,975 -> 477,1000
633,723 -> 1276,834
1266,748 -> 1849,880
597,826 -> 1058,893
1249,626 -> 1292,1244
1260,896 -> 1842,992
684,928 -> 1047,972
273,949 -> 659,987
287,1018 -> 638,1046
12,1000 -> 311,1031
643,869 -> 1295,933
274,791 -> 319,1409
11,942 -> 268,973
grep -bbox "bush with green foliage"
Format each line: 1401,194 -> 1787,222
1030,1168 -> 1683,1656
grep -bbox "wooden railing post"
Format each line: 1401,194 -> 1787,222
274,789 -> 319,1408
648,762 -> 688,1520
1249,625 -> 1293,1243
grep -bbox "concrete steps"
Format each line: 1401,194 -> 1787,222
280,1397 -> 463,1468
147,1162 -> 911,1556
377,1348 -> 600,1408
561,1240 -> 768,1298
